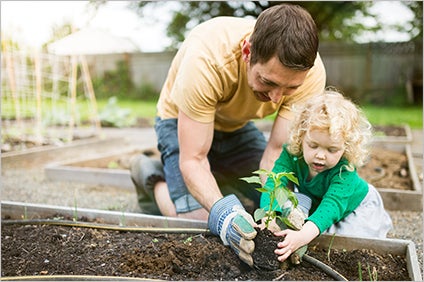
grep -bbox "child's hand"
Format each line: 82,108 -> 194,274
273,229 -> 303,262
274,221 -> 320,262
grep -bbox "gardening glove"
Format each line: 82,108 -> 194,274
283,192 -> 311,265
208,194 -> 257,267
283,192 -> 312,230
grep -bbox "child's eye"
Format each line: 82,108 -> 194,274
308,143 -> 318,149
328,148 -> 340,153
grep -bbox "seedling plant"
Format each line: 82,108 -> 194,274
241,168 -> 299,229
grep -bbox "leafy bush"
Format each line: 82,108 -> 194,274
92,60 -> 159,101
98,96 -> 136,128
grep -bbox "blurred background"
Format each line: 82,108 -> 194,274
1,1 -> 422,145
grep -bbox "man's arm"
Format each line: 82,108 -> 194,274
178,110 -> 258,267
178,110 -> 223,211
259,115 -> 291,182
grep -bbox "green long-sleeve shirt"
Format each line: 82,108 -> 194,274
260,145 -> 368,233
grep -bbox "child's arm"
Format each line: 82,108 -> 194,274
273,221 -> 320,262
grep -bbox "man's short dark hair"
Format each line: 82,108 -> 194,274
249,3 -> 319,70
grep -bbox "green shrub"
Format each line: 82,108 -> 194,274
98,96 -> 136,128
92,60 -> 160,101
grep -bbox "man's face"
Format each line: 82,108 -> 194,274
246,56 -> 309,104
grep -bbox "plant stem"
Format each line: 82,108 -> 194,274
327,232 -> 337,262
73,193 -> 78,222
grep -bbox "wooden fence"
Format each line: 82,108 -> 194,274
84,41 -> 423,104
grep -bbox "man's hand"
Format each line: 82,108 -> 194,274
208,194 -> 257,267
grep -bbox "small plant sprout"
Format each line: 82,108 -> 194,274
183,236 -> 193,245
73,192 -> 78,222
240,168 -> 299,229
21,206 -> 28,220
120,209 -> 126,227
327,232 -> 337,263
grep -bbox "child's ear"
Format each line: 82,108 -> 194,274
242,40 -> 251,62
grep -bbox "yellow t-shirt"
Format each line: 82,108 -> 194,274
157,16 -> 326,132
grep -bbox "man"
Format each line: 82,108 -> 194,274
131,3 -> 326,267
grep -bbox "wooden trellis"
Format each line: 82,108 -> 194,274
1,45 -> 101,145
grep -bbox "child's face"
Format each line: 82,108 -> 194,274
302,129 -> 345,178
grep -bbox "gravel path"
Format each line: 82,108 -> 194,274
2,127 -> 422,278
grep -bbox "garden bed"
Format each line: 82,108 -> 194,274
358,142 -> 422,211
1,201 -> 421,281
1,136 -> 124,169
372,124 -> 413,143
255,123 -> 413,144
45,143 -> 422,211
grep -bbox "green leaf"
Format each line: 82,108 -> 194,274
288,191 -> 299,207
107,161 -> 119,169
282,217 -> 297,230
275,188 -> 288,207
254,208 -> 267,222
255,187 -> 269,193
252,168 -> 269,175
285,172 -> 299,185
240,175 -> 262,185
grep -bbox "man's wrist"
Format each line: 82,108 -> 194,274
208,194 -> 243,237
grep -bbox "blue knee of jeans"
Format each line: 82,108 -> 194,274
155,117 -> 202,212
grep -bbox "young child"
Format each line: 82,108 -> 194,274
260,88 -> 393,263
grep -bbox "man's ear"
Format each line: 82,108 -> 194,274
242,40 -> 251,62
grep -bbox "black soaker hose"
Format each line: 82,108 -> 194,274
3,219 -> 348,281
1,275 -> 156,281
303,253 -> 348,281
1,219 -> 207,233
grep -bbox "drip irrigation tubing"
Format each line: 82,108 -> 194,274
1,219 -> 208,233
0,275 -> 160,281
3,219 -> 348,281
303,254 -> 348,281
1,275 -> 160,281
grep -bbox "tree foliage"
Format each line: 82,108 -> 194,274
132,1 -> 422,50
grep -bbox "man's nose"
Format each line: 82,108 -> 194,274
268,89 -> 283,103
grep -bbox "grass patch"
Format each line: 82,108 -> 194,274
2,97 -> 421,129
99,99 -> 158,118
362,105 -> 422,129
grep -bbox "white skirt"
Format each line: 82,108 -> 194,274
323,184 -> 393,238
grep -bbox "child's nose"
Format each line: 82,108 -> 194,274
316,150 -> 326,159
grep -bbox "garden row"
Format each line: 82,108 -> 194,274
1,124 -> 422,280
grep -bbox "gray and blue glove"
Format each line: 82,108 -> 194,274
283,192 -> 312,265
295,192 -> 312,216
208,194 -> 257,267
282,191 -> 312,230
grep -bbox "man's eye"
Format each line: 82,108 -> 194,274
260,78 -> 277,87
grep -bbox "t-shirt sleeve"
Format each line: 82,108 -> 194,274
171,43 -> 223,123
278,53 -> 326,121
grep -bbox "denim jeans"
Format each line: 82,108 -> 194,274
154,117 -> 267,213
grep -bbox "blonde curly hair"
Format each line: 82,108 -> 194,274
287,87 -> 372,170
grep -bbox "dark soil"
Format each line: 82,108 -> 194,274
357,147 -> 412,190
1,222 -> 410,281
253,228 -> 281,271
